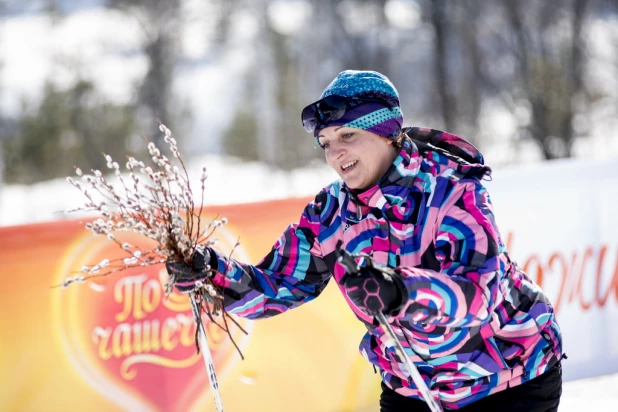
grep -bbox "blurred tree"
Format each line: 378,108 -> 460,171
430,0 -> 454,132
300,0 -> 394,92
224,0 -> 324,169
2,80 -> 137,184
223,81 -> 260,162
414,0 -> 604,160
9,0 -> 604,173
0,0 -> 7,188
479,0 -> 592,159
43,0 -> 63,21
106,0 -> 182,146
446,0 -> 484,141
209,0 -> 240,54
255,0 -> 278,167
223,107 -> 260,162
227,0 -> 402,169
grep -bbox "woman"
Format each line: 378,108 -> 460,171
168,70 -> 564,411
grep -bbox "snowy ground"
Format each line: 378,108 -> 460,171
561,372 -> 618,410
0,153 -> 339,226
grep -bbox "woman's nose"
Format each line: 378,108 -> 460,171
328,141 -> 345,159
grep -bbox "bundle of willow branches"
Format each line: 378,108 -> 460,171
60,123 -> 246,356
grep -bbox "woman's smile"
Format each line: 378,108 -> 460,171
318,126 -> 398,190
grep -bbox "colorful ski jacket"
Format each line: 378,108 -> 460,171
207,127 -> 563,409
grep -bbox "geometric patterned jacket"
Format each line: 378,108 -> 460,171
206,127 -> 564,409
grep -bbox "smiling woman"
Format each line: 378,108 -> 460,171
317,127 -> 398,191
166,70 -> 565,412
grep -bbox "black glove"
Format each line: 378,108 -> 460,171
165,248 -> 217,293
337,249 -> 407,316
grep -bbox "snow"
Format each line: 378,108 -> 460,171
0,153 -> 338,226
561,373 -> 618,411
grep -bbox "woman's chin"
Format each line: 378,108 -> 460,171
344,180 -> 369,191
343,178 -> 360,190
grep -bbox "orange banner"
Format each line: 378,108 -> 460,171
0,197 -> 380,412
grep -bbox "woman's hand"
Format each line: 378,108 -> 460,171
337,248 -> 406,316
165,248 -> 216,293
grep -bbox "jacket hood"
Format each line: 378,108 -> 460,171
403,127 -> 492,180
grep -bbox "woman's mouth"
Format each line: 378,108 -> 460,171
341,160 -> 358,173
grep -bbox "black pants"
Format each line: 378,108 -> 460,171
380,362 -> 562,412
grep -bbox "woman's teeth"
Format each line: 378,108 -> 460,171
342,160 -> 358,171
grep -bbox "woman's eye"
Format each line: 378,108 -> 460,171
321,142 -> 330,149
341,133 -> 354,140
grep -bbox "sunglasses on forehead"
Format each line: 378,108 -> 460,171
301,95 -> 393,133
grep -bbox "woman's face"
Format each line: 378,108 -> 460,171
318,126 -> 398,191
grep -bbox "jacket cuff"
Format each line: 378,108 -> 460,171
208,248 -> 229,275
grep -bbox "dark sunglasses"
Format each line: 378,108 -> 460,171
301,95 -> 393,133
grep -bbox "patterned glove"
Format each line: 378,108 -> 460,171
165,248 -> 217,293
338,250 -> 407,316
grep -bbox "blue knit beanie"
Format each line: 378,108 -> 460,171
315,70 -> 403,140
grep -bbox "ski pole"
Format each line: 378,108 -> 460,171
336,248 -> 443,412
375,312 -> 443,412
190,294 -> 225,412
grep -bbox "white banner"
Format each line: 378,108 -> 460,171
485,157 -> 618,381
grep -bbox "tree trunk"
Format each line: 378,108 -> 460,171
431,0 -> 454,131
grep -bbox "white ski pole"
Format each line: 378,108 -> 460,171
190,294 -> 225,412
376,312 -> 443,412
